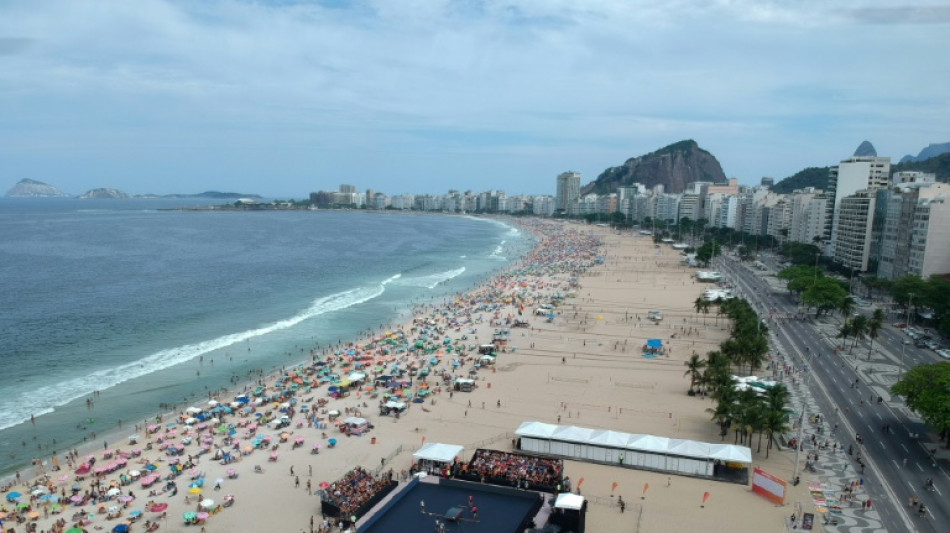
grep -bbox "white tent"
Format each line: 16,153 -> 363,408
515,420 -> 751,477
384,400 -> 406,410
667,439 -> 711,460
554,493 -> 585,511
515,421 -> 559,439
413,443 -> 464,464
342,417 -> 367,426
347,371 -> 367,382
708,444 -> 753,463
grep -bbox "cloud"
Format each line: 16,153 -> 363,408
0,0 -> 947,196
0,37 -> 34,55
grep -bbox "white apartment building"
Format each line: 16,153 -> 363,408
833,190 -> 877,272
828,144 -> 891,256
787,189 -> 831,246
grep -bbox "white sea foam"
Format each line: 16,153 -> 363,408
397,267 -> 466,289
0,278 -> 395,431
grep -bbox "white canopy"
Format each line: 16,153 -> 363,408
342,417 -> 367,426
347,371 -> 367,382
554,493 -> 585,511
454,378 -> 475,385
413,442 -> 464,464
515,421 -> 559,439
516,420 -> 751,464
708,443 -> 753,463
384,400 -> 406,409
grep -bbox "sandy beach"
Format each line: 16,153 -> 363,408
2,219 -> 822,533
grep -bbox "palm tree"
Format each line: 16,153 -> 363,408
701,300 -> 711,325
849,315 -> 869,354
836,318 -> 852,350
683,352 -> 707,394
713,297 -> 725,325
762,384 -> 791,458
694,297 -> 705,324
866,309 -> 885,360
838,296 -> 856,321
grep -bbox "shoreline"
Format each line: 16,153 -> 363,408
0,216 -> 540,485
3,221 -> 822,533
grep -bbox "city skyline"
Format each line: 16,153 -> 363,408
1,1 -> 949,197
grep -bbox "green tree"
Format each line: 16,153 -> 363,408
838,296 -> 855,321
892,362 -> 950,448
866,309 -> 885,360
802,277 -> 848,317
683,352 -> 707,394
848,315 -> 868,354
695,241 -> 722,266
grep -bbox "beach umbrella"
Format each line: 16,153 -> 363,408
318,481 -> 330,489
183,511 -> 197,521
112,524 -> 130,533
6,491 -> 21,500
196,511 -> 210,520
27,510 -> 40,519
106,487 -> 121,497
188,487 -> 202,495
66,529 -> 84,533
129,510 -> 142,518
199,499 -> 215,509
69,495 -> 82,503
149,503 -> 168,513
118,496 -> 133,503
17,502 -> 29,509
50,503 -> 62,512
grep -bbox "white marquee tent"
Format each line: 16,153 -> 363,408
413,442 -> 464,465
515,421 -> 751,477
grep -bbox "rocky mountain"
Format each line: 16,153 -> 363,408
5,178 -> 70,198
582,140 -> 727,195
78,188 -> 131,199
853,140 -> 878,157
900,142 -> 950,163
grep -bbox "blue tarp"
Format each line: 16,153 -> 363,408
646,339 -> 663,348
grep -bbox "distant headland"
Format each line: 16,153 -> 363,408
4,178 -> 260,200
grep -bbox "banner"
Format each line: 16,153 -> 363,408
751,467 -> 786,505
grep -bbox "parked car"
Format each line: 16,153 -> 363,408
892,322 -> 907,329
936,349 -> 950,359
926,340 -> 942,351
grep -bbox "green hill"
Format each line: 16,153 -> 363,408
771,152 -> 950,194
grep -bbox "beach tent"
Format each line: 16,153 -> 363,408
346,371 -> 367,382
646,339 -> 663,348
554,493 -> 585,511
708,444 -> 753,464
413,443 -> 463,464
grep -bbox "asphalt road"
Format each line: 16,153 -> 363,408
712,255 -> 949,532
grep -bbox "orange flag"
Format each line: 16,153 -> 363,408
611,481 -> 618,493
577,477 -> 585,489
643,483 -> 649,495
702,491 -> 710,507
422,436 -> 426,445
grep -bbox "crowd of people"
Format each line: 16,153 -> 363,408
320,466 -> 394,520
463,449 -> 563,489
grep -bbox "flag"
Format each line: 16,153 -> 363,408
611,482 -> 618,492
702,491 -> 710,507
643,483 -> 649,495
577,477 -> 584,489
422,436 -> 426,445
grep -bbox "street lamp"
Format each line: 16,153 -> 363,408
898,293 -> 914,378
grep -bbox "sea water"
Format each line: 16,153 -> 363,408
0,198 -> 532,474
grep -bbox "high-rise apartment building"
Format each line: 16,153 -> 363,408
878,183 -> 950,279
833,190 -> 877,272
555,172 -> 581,213
827,142 -> 890,257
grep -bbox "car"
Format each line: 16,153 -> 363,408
936,349 -> 950,359
893,322 -> 907,329
926,340 -> 942,351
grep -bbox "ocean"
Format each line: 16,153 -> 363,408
0,198 -> 532,475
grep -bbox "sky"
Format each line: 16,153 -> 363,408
1,0 -> 949,198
